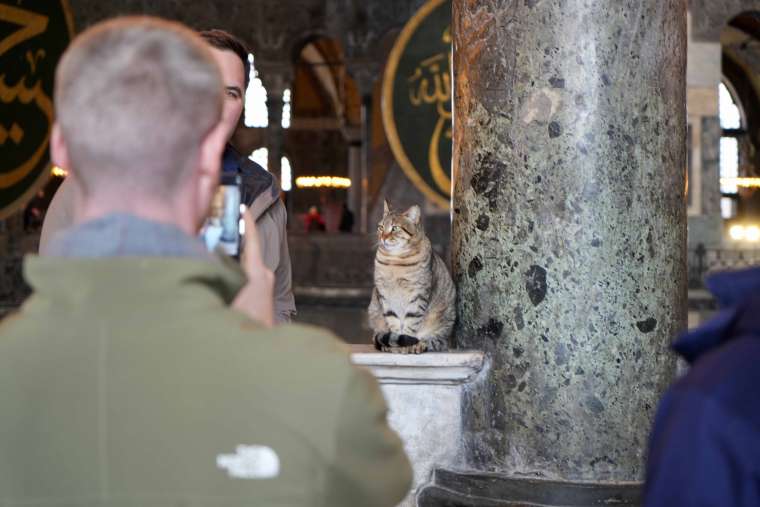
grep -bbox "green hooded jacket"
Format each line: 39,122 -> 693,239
0,255 -> 411,506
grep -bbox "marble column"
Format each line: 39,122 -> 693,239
451,0 -> 687,484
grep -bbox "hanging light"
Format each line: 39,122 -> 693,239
721,177 -> 760,189
295,176 -> 351,189
727,223 -> 760,242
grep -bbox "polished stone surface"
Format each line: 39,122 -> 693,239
451,0 -> 687,481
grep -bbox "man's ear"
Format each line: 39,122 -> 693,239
50,123 -> 84,195
50,123 -> 71,176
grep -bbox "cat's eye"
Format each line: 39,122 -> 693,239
392,226 -> 400,232
378,225 -> 384,231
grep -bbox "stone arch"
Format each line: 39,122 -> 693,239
719,10 -> 760,218
692,1 -> 760,41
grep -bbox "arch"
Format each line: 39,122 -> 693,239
291,36 -> 349,121
718,11 -> 760,219
288,31 -> 331,65
719,80 -> 745,130
692,2 -> 760,42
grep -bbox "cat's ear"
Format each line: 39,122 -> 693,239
383,199 -> 390,216
403,205 -> 421,224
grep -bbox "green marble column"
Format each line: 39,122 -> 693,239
451,0 -> 687,482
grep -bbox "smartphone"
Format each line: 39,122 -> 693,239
200,173 -> 242,257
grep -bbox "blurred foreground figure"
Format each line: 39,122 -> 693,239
0,16 -> 411,507
645,268 -> 760,507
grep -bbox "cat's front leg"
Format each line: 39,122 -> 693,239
369,289 -> 391,350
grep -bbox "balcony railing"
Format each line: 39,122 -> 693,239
689,244 -> 760,289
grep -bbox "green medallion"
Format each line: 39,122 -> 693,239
382,0 -> 451,208
0,0 -> 74,218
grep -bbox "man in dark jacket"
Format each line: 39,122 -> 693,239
644,267 -> 760,506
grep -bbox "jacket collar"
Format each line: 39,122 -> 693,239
673,267 -> 760,363
44,213 -> 210,259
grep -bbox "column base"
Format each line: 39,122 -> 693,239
417,469 -> 642,507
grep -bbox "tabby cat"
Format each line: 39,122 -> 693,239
368,201 -> 455,353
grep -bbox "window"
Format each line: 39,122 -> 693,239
720,137 -> 739,194
719,82 -> 744,219
719,82 -> 741,130
245,54 -> 269,128
281,156 -> 292,191
250,147 -> 268,170
281,88 -> 291,129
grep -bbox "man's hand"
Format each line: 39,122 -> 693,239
232,208 -> 275,327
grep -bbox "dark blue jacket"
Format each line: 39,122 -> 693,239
222,144 -> 273,208
645,268 -> 760,507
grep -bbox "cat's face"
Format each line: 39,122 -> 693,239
377,202 -> 422,254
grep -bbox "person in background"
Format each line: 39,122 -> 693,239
39,29 -> 296,324
339,202 -> 355,233
644,267 -> 760,506
23,190 -> 46,231
0,16 -> 412,507
305,205 -> 326,232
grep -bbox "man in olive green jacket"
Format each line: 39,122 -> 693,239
0,16 -> 411,507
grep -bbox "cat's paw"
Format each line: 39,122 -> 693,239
373,332 -> 392,350
396,341 -> 428,354
374,333 -> 426,353
391,335 -> 421,354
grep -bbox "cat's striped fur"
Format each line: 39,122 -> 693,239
368,201 -> 455,354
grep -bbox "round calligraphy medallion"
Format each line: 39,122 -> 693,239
382,0 -> 451,209
0,0 -> 74,218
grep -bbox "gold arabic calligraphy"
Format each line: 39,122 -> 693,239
0,4 -> 53,189
406,26 -> 451,195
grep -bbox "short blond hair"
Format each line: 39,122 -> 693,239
54,16 -> 223,197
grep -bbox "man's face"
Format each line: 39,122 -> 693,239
208,47 -> 246,143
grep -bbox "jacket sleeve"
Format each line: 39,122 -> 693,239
644,387 -> 758,507
270,201 -> 296,324
325,367 -> 413,507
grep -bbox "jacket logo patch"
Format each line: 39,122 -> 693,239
216,445 -> 280,479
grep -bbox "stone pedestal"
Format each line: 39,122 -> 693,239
350,346 -> 485,507
451,0 -> 687,485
